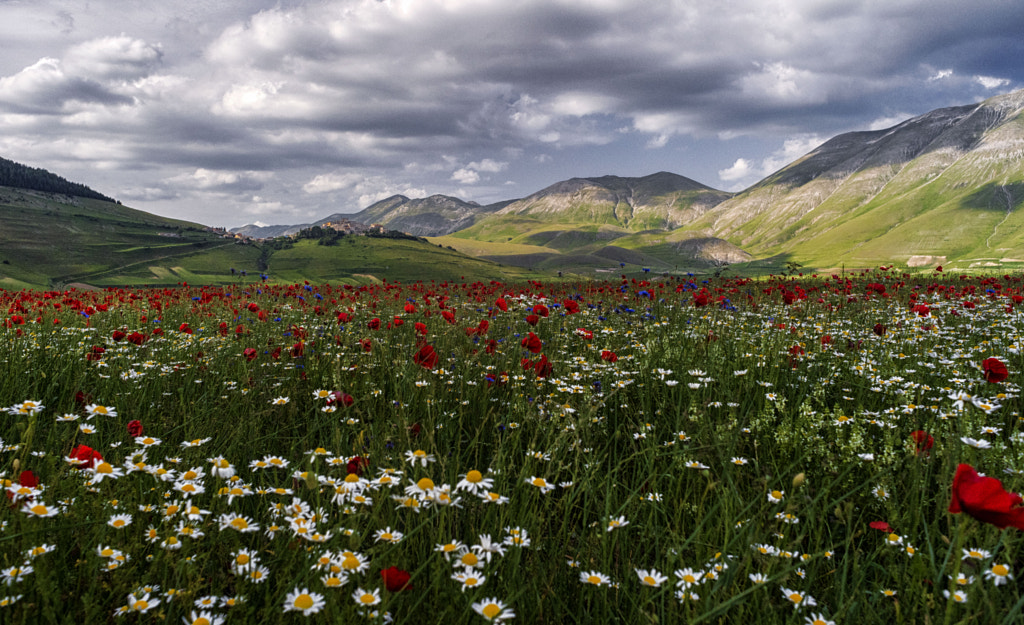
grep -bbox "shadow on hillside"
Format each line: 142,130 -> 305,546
962,182 -> 1024,212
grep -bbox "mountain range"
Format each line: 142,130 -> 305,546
2,88 -> 1023,290
233,89 -> 1024,272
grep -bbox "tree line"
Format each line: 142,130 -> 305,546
0,156 -> 117,203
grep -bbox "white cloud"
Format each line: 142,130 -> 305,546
64,35 -> 163,80
718,158 -> 752,182
868,113 -> 913,131
718,134 -> 824,187
739,62 -> 829,105
975,75 -> 1010,89
450,168 -> 480,184
928,69 -> 954,81
303,172 -> 364,194
466,158 -> 507,173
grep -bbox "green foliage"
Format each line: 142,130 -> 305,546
0,270 -> 1021,623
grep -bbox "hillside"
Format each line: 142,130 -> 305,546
0,156 -> 116,203
684,89 -> 1024,270
350,194 -> 510,237
0,185 -> 533,289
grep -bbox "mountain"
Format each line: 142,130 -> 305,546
433,171 -> 740,271
351,194 -> 510,236
685,89 -> 1024,269
493,171 -> 731,230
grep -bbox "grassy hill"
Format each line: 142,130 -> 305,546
682,89 -> 1024,271
0,186 -> 539,289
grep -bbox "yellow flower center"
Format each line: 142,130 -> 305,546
294,594 -> 314,610
230,518 -> 249,530
643,576 -> 656,585
113,519 -> 126,528
343,555 -> 361,570
30,504 -> 49,515
461,553 -> 479,567
482,604 -> 501,619
789,593 -> 802,604
345,473 -> 360,483
194,618 -> 211,625
417,477 -> 435,491
324,577 -> 342,587
532,478 -> 546,487
359,593 -> 375,604
95,462 -> 113,474
466,470 -> 483,483
413,450 -> 426,457
133,600 -> 148,611
771,490 -> 782,499
993,564 -> 1009,576
236,554 -> 250,566
587,575 -> 602,584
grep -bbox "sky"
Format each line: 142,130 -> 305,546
0,0 -> 1022,229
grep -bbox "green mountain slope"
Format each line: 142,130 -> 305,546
684,89 -> 1024,269
0,184 -> 533,289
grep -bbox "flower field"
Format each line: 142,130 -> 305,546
1,268 -> 1023,624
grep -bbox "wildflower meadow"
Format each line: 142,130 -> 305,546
2,268 -> 1024,624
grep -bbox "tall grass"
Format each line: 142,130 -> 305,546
0,270 -> 1022,623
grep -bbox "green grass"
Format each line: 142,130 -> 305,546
0,271 -> 1023,622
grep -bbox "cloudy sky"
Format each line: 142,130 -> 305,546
1,0 -> 1021,228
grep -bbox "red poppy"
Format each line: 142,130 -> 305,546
873,323 -> 886,336
484,339 -> 498,355
601,350 -> 618,363
346,455 -> 368,476
949,463 -> 1024,530
69,444 -> 103,469
525,314 -> 540,326
495,298 -> 508,312
910,430 -> 934,456
179,323 -> 192,334
692,290 -> 710,307
413,343 -> 439,369
327,391 -> 354,407
575,328 -> 593,339
367,318 -> 381,330
127,420 -> 144,438
533,304 -> 549,317
127,331 -> 147,345
380,566 -> 411,592
243,347 -> 258,361
869,520 -> 893,532
534,354 -> 553,378
18,470 -> 38,488
414,322 -> 428,336
441,310 -> 455,324
403,302 -> 416,314
360,338 -> 373,353
521,332 -> 542,353
111,329 -> 126,341
982,357 -> 1008,383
